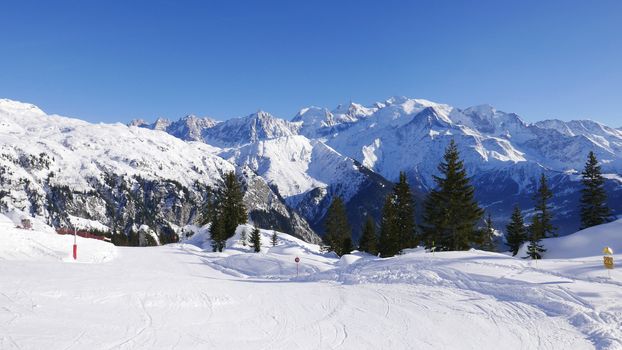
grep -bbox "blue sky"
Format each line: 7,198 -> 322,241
1,0 -> 621,125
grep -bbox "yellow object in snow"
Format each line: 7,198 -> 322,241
603,246 -> 614,255
604,256 -> 614,269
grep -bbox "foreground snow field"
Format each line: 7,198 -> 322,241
1,217 -> 621,349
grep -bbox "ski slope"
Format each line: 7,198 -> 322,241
1,217 -> 621,349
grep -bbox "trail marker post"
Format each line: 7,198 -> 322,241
603,246 -> 614,278
295,256 -> 300,277
73,226 -> 77,260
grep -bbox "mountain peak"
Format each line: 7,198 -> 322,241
0,98 -> 46,116
201,110 -> 299,147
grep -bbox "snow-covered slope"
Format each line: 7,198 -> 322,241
0,213 -> 116,262
517,219 -> 622,259
3,216 -> 621,349
0,99 -> 319,243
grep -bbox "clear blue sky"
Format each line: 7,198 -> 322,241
1,0 -> 621,125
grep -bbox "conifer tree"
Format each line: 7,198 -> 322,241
199,188 -> 218,226
580,151 -> 610,229
526,174 -> 555,259
220,172 -> 247,240
505,205 -> 527,256
271,231 -> 278,247
240,228 -> 247,246
323,196 -> 352,256
210,213 -> 226,252
204,172 -> 247,252
250,225 -> 261,253
378,194 -> 399,257
394,172 -> 416,250
526,216 -> 546,259
479,213 -> 496,251
358,216 -> 378,255
421,140 -> 484,251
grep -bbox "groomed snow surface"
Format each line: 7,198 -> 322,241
1,215 -> 621,349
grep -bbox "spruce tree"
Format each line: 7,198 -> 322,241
505,205 -> 527,256
378,194 -> 399,257
526,216 -> 546,259
220,172 -> 247,240
421,140 -> 484,251
479,213 -> 496,251
526,174 -> 555,259
323,196 -> 352,256
204,172 -> 248,252
240,228 -> 247,246
358,216 -> 378,255
271,231 -> 278,247
580,151 -> 610,229
534,173 -> 556,238
199,188 -> 218,226
210,213 -> 226,252
250,225 -> 261,253
394,172 -> 416,250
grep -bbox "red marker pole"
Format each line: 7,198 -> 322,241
73,227 -> 77,260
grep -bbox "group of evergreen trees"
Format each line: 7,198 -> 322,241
505,151 -> 611,259
323,140 -> 489,257
203,149 -> 611,261
322,141 -> 612,260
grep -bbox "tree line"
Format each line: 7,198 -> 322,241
202,143 -> 611,260
323,141 -> 612,259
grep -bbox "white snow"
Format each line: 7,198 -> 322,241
0,214 -> 116,263
518,219 -> 622,259
2,216 -> 622,349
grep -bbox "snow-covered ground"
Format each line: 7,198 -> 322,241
1,215 -> 621,349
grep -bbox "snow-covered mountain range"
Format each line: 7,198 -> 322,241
136,96 -> 622,236
0,99 -> 320,244
1,96 -> 621,243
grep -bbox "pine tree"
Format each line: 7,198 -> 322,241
199,188 -> 218,226
394,172 -> 416,250
271,231 -> 278,247
220,172 -> 247,240
534,173 -> 556,238
580,151 -> 610,229
421,140 -> 484,251
324,196 -> 352,256
505,205 -> 527,256
210,213 -> 226,252
250,225 -> 261,253
526,216 -> 546,259
526,174 -> 555,259
378,194 -> 399,257
240,228 -> 247,246
358,216 -> 378,255
377,173 -> 416,257
479,213 -> 496,251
